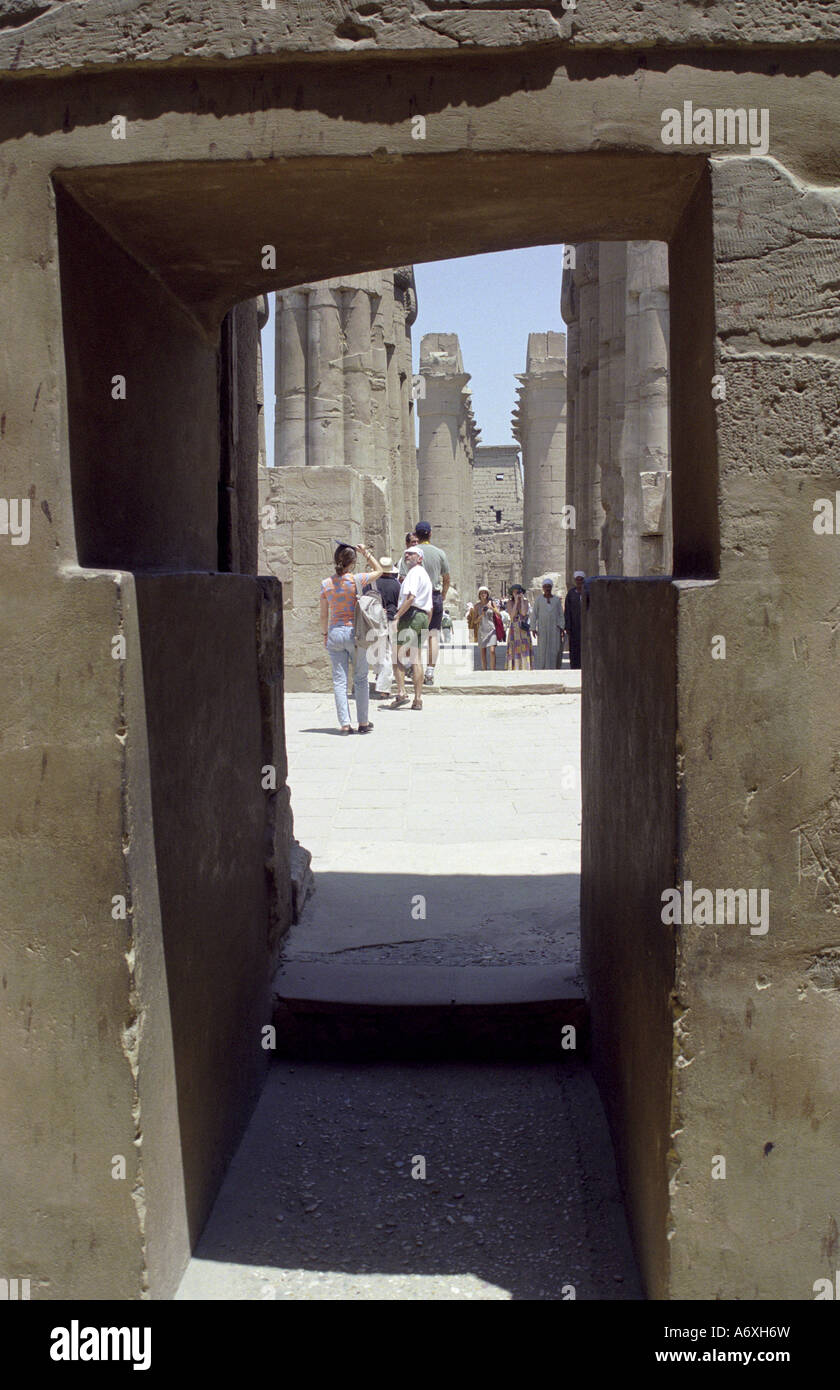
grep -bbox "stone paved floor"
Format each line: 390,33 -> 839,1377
176,1059 -> 642,1301
282,691 -> 581,969
175,691 -> 643,1302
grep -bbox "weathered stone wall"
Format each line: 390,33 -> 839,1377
221,298 -> 262,576
57,186 -> 221,573
418,332 -> 479,615
2,3 -> 840,1302
667,158 -> 840,1299
6,0 -> 840,72
259,464 -> 366,691
131,573 -> 282,1281
562,241 -> 671,581
581,577 -> 677,1300
473,444 -> 523,599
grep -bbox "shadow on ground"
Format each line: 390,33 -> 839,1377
282,872 -> 581,969
176,1060 -> 642,1301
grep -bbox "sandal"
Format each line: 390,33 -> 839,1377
357,723 -> 374,734
389,695 -> 409,708
340,726 -> 354,735
411,698 -> 423,711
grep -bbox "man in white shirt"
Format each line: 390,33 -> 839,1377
390,546 -> 433,710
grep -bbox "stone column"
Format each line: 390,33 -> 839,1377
596,242 -> 627,574
417,333 -> 476,613
343,285 -> 374,474
618,244 -> 671,577
256,294 -> 269,472
306,284 -> 344,470
274,288 -> 308,467
513,331 -> 567,592
561,258 -> 580,586
395,266 -> 419,533
564,242 -> 670,580
385,298 -> 406,554
369,276 -> 391,491
263,269 -> 422,687
575,243 -> 603,575
619,253 -> 643,575
635,242 -> 671,574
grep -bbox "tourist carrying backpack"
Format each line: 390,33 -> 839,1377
371,558 -> 401,697
319,541 -> 384,734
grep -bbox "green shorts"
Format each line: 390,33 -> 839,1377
397,608 -> 430,644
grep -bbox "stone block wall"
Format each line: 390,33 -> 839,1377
473,444 -> 524,599
259,464 -> 366,692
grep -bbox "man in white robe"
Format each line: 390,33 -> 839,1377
532,577 -> 565,669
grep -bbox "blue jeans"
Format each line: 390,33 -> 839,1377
326,625 -> 369,727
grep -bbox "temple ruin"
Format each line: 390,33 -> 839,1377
2,0 -> 840,1307
563,242 -> 671,581
513,330 -> 569,592
417,332 -> 480,614
259,268 -> 418,689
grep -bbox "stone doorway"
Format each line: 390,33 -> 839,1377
7,29 -> 836,1300
51,145 -> 711,1297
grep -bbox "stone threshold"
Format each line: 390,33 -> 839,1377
271,962 -> 588,1061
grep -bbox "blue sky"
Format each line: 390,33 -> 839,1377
261,245 -> 566,463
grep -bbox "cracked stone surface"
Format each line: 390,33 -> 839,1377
5,0 -> 838,75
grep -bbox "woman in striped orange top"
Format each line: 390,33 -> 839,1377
319,542 -> 383,734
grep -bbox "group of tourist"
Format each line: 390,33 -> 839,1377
466,573 -> 585,672
318,521 -> 450,733
319,523 -> 586,732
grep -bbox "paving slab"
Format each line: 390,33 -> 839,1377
282,693 -> 581,971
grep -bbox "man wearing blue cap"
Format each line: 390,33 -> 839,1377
398,520 -> 450,686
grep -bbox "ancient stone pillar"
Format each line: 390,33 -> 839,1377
417,333 -> 477,612
386,319 -> 405,552
395,266 -> 419,533
369,276 -> 391,490
262,269 -> 421,688
256,294 -> 269,473
596,242 -> 627,573
306,284 -> 344,469
513,331 -> 567,592
343,285 -> 374,475
634,242 -> 671,574
575,243 -> 603,575
274,288 -> 308,468
560,259 -> 579,586
619,254 -> 643,576
565,242 -> 670,579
